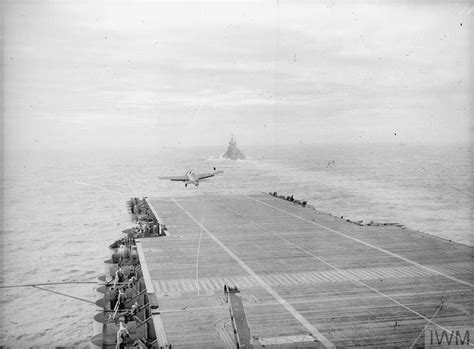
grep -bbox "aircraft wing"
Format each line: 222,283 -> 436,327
158,176 -> 188,182
196,170 -> 224,180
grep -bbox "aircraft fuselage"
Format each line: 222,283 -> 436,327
185,171 -> 199,187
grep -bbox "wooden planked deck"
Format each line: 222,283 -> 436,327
139,193 -> 474,348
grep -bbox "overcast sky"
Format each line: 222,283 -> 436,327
3,0 -> 472,149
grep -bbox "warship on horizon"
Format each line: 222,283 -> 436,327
222,135 -> 245,160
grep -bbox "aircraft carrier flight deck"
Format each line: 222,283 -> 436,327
134,193 -> 474,348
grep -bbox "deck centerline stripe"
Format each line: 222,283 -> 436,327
172,198 -> 336,349
246,195 -> 474,288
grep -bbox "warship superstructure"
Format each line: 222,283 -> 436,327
222,135 -> 245,160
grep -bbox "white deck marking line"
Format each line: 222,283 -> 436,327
307,273 -> 324,282
409,268 -> 430,276
262,275 -> 277,286
247,195 -> 474,288
235,276 -> 248,288
154,281 -> 163,294
210,278 -> 221,289
394,268 -> 416,278
331,271 -> 348,282
167,280 -> 178,293
447,264 -> 471,273
395,268 -> 417,278
321,271 -> 339,282
284,274 -> 300,283
275,274 -> 288,284
202,279 -> 213,290
264,275 -> 279,285
298,274 -> 314,283
310,272 -> 326,283
352,270 -> 370,280
179,280 -> 188,292
195,197 -> 206,296
159,281 -> 168,294
184,279 -> 195,292
330,271 -> 347,282
215,278 -> 226,288
409,300 -> 446,349
339,270 -> 357,281
361,269 -> 381,279
272,274 -> 286,285
167,281 -> 178,293
442,264 -> 462,273
244,276 -> 257,287
391,268 -> 413,278
435,265 -> 457,274
172,198 -> 336,349
181,280 -> 188,292
174,280 -> 183,292
316,272 -> 333,283
380,269 -> 401,279
237,277 -> 248,288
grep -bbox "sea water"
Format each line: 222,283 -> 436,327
1,143 -> 472,347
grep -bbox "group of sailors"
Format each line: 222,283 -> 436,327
130,198 -> 154,222
270,192 -> 307,207
135,222 -> 157,238
109,221 -> 142,349
110,199 -> 162,348
110,266 -> 143,348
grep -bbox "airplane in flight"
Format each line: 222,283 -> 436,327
159,167 -> 224,188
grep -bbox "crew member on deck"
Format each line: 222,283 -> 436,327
115,267 -> 125,283
118,288 -> 127,310
131,301 -> 139,316
116,319 -> 130,349
109,287 -> 118,309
